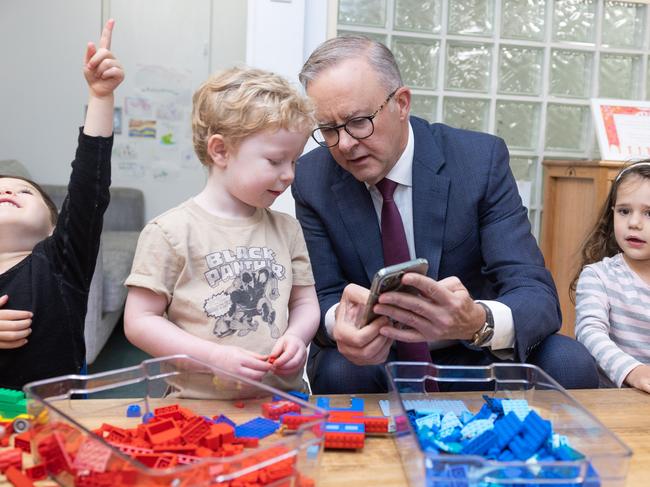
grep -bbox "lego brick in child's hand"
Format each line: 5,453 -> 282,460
209,344 -> 272,382
268,334 -> 307,376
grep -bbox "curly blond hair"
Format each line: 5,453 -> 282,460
191,66 -> 315,166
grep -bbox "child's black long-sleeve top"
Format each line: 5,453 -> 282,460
0,130 -> 112,389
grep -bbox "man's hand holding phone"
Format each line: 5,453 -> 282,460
332,284 -> 394,366
356,258 -> 429,328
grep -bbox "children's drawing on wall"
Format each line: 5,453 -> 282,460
128,119 -> 156,138
111,64 -> 201,182
125,97 -> 153,118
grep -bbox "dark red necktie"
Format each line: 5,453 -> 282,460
375,178 -> 433,365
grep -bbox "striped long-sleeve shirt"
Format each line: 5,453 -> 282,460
575,253 -> 650,387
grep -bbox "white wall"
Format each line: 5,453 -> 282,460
0,0 -> 329,221
246,0 -> 329,216
0,0 -> 247,222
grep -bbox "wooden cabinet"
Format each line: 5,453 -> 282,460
541,160 -> 624,337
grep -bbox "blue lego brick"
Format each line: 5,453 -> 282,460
501,399 -> 531,421
142,412 -> 154,424
508,410 -> 552,460
471,403 -> 495,421
287,390 -> 309,402
235,417 -> 279,439
553,444 -> 585,461
213,414 -> 236,428
482,394 -> 504,414
316,397 -> 364,412
461,429 -> 497,455
323,422 -> 365,434
492,411 -> 523,449
126,404 -> 142,418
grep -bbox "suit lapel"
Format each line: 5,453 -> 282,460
411,119 -> 450,280
333,172 -> 384,283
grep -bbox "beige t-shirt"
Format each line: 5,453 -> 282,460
125,199 -> 314,398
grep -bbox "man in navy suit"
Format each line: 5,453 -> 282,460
292,35 -> 598,393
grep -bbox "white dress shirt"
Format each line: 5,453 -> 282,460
324,122 -> 515,356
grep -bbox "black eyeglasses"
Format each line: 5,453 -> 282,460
311,88 -> 399,148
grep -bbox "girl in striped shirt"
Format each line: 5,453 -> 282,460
573,161 -> 650,392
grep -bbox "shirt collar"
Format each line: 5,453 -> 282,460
366,121 -> 414,189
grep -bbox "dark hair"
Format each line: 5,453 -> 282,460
0,174 -> 58,226
570,160 -> 650,302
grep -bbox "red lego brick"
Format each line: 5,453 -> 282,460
232,436 -> 260,448
180,416 -> 211,444
13,430 -> 33,453
0,447 -> 22,473
202,422 -> 235,450
233,400 -> 246,409
24,464 -> 47,481
5,466 -> 34,487
97,423 -> 130,444
324,432 -> 365,450
72,438 -> 112,473
280,414 -> 322,430
108,442 -> 154,456
153,404 -> 190,421
363,417 -> 390,434
143,418 -> 181,445
36,432 -> 73,474
262,400 -> 301,420
23,464 -> 47,481
153,454 -> 178,469
133,452 -> 174,469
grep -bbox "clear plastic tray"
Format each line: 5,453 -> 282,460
23,355 -> 326,486
384,362 -> 632,487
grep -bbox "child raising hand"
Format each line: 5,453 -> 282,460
0,20 -> 123,387
573,161 -> 650,392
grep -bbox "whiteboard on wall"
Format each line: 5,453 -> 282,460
107,0 -> 212,221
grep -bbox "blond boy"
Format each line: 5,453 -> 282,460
124,67 -> 319,397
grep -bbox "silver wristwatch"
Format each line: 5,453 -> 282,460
471,301 -> 495,347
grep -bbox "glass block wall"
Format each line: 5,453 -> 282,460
336,0 -> 649,238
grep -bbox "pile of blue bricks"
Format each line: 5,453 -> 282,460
405,396 -> 600,487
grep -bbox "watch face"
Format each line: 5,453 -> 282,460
473,324 -> 494,347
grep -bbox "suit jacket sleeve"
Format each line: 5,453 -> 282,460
477,136 -> 561,361
292,179 -> 343,348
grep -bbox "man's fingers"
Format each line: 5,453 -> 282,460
379,324 -> 424,342
99,18 -> 115,50
400,273 -> 462,304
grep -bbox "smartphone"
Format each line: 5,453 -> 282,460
356,258 -> 429,328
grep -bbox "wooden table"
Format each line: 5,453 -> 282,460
5,389 -> 649,486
